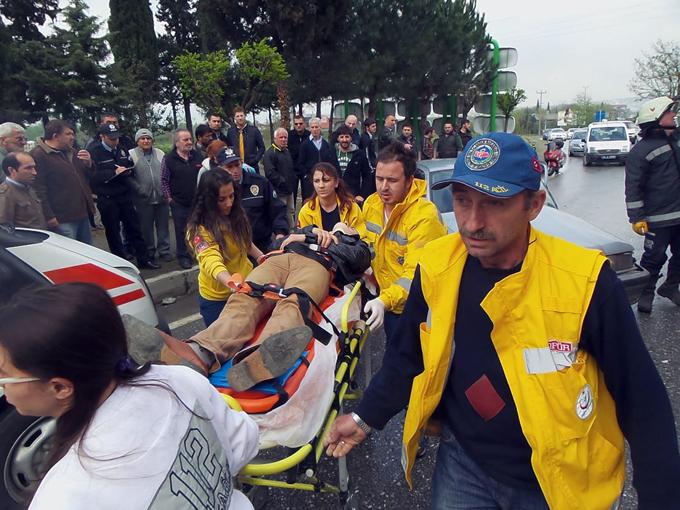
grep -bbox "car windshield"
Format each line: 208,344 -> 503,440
588,127 -> 627,141
551,129 -> 564,133
573,130 -> 586,139
427,168 -> 556,214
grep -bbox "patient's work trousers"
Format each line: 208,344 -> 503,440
191,252 -> 331,363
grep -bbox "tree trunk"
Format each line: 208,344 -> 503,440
329,96 -> 335,138
316,99 -> 322,119
183,96 -> 193,133
367,95 -> 377,118
277,81 -> 290,130
298,103 -> 303,116
170,100 -> 178,129
267,107 -> 274,142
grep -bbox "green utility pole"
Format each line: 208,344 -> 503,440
490,38 -> 500,132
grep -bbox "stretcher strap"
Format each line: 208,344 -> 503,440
226,275 -> 340,345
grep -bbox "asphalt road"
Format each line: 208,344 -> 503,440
163,148 -> 679,509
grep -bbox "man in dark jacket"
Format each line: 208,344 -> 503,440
459,118 -> 473,148
437,121 -> 464,159
360,117 -> 378,172
264,128 -> 297,229
297,117 -> 339,200
32,120 -> 94,244
207,112 -> 230,144
378,114 -> 398,150
288,115 -> 311,203
397,124 -> 417,158
335,125 -> 373,203
161,128 -> 203,269
625,96 -> 680,313
89,123 -> 159,269
227,106 -> 265,170
330,114 -> 361,146
217,148 -> 289,252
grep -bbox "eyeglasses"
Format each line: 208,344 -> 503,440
294,122 -> 304,126
0,376 -> 40,387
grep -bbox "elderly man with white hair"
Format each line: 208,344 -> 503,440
330,114 -> 361,146
297,117 -> 339,200
0,122 -> 27,183
263,127 -> 296,228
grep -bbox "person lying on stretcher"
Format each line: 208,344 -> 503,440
145,222 -> 371,391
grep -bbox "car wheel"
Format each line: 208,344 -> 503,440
0,409 -> 55,507
583,155 -> 591,166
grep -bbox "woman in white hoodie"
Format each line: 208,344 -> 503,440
0,282 -> 259,510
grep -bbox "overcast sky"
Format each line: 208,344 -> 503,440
84,0 -> 679,107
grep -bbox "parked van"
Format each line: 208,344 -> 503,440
583,121 -> 631,166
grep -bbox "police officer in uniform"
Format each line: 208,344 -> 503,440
625,96 -> 680,313
215,148 -> 289,253
89,123 -> 159,269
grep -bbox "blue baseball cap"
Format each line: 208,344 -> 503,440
432,132 -> 544,197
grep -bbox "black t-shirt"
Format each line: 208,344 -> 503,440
440,255 -> 536,487
320,205 -> 341,231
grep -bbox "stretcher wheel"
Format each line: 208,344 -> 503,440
338,478 -> 358,509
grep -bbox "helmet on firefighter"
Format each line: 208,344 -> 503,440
636,96 -> 678,126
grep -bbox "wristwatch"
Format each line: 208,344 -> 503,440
350,412 -> 372,435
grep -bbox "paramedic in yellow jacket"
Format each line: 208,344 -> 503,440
186,169 -> 263,327
360,141 -> 447,340
326,133 -> 680,509
297,162 -> 364,232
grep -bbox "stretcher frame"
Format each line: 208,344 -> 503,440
222,280 -> 370,508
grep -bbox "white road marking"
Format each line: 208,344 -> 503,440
169,313 -> 202,330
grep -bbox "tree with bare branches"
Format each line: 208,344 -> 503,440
629,40 -> 680,100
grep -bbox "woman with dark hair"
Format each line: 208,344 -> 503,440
296,162 -> 364,232
187,169 -> 264,326
0,282 -> 258,509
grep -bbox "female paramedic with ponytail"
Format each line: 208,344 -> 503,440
0,282 -> 258,510
297,162 -> 364,233
188,169 -> 264,326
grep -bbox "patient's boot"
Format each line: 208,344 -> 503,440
657,272 -> 680,306
227,326 -> 312,391
121,314 -> 210,376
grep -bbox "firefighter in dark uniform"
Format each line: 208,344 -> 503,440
88,123 -> 159,269
625,96 -> 680,313
215,148 -> 289,253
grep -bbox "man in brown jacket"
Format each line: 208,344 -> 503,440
0,152 -> 46,229
31,120 -> 94,244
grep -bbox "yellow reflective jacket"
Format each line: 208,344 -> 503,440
402,229 -> 625,510
361,179 -> 447,313
296,197 -> 364,232
188,226 -> 253,301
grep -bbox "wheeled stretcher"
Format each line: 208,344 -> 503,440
211,278 -> 371,508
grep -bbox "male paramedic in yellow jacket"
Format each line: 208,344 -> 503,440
360,140 -> 447,340
326,133 -> 680,509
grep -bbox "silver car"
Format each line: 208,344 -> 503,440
569,129 -> 587,156
418,159 -> 648,303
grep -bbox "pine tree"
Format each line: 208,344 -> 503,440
108,0 -> 160,127
50,0 -> 111,132
156,0 -> 201,132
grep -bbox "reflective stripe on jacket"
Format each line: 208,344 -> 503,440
296,197 -> 364,232
402,229 -> 625,509
361,179 -> 447,313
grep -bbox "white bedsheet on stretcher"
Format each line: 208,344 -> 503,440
252,284 -> 361,449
